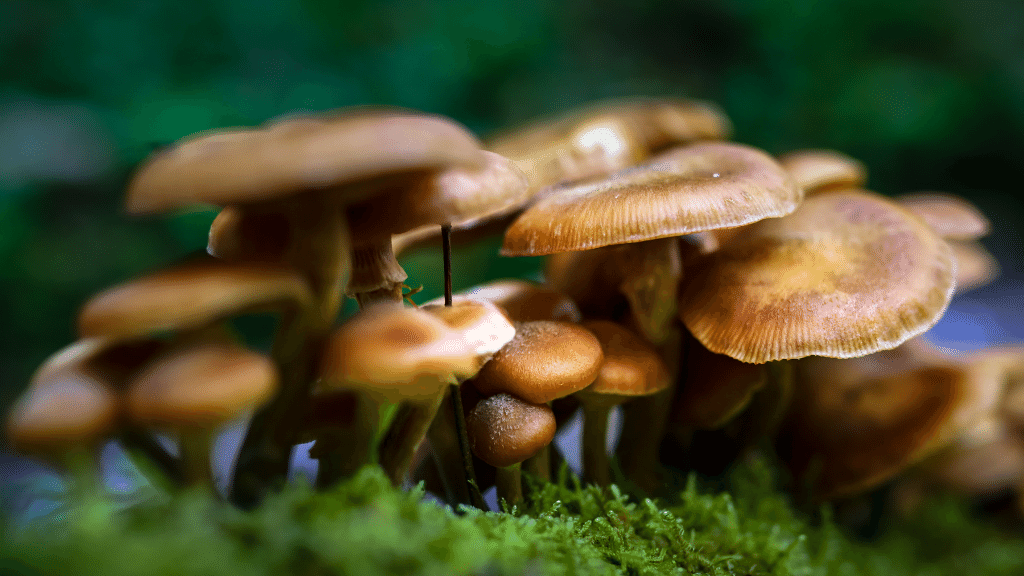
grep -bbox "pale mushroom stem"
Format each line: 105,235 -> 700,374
351,237 -> 408,307
378,388 -> 447,486
581,401 -> 614,487
495,463 -> 523,509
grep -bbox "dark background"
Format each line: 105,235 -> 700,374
2,0 -> 1023,412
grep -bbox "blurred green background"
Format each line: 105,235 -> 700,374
2,0 -> 1023,411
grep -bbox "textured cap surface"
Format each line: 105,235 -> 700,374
502,142 -> 800,255
466,393 -> 556,468
680,190 -> 955,363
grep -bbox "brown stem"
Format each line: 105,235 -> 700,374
180,429 -> 213,487
378,389 -> 446,486
451,383 -> 487,510
522,445 -> 550,482
581,402 -> 612,486
120,428 -> 184,488
427,388 -> 471,505
495,463 -> 523,509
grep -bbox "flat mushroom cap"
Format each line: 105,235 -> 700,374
777,149 -> 867,195
896,192 -> 991,240
128,342 -> 278,429
680,190 -> 955,363
126,108 -> 485,214
579,321 -> 671,403
458,279 -> 582,323
502,142 -> 801,256
420,298 -> 517,376
318,304 -> 479,403
466,393 -> 556,468
78,257 -> 314,341
6,376 -> 119,454
471,320 -> 604,404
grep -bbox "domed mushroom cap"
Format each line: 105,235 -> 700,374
128,342 -> 278,429
6,376 -> 119,455
466,393 -> 556,468
421,298 -> 517,376
578,321 -> 671,404
777,149 -> 867,195
456,280 -> 581,323
471,320 -> 604,404
680,190 -> 955,363
318,304 -> 479,403
896,192 -> 991,240
126,108 -> 486,214
78,257 -> 314,341
502,142 -> 801,256
951,240 -> 1000,294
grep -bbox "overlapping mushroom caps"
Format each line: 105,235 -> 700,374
680,190 -> 956,364
778,149 -> 867,195
488,98 -> 732,193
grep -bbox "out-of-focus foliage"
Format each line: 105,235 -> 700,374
2,0 -> 1023,404
5,462 -> 1024,575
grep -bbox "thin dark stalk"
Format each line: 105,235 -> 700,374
442,224 -> 453,306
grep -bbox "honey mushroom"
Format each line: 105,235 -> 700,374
466,393 -> 556,507
777,149 -> 867,195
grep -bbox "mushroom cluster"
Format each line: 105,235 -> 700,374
5,98 -> 1018,520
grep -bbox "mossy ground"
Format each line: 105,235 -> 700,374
3,459 -> 1024,576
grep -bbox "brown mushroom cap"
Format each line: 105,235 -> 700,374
502,142 -> 801,256
207,205 -> 293,263
454,280 -> 582,323
578,321 -> 671,404
923,417 -> 1024,495
466,393 -> 556,468
318,304 -> 479,403
128,342 -> 278,429
680,190 -> 955,363
471,320 -> 604,404
78,257 -> 314,341
673,337 -> 768,429
777,149 -> 867,195
896,192 -> 991,240
6,377 -> 120,455
125,108 -> 485,214
420,298 -> 517,376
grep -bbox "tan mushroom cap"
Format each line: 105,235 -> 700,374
502,142 -> 801,256
78,257 -> 314,341
207,205 -> 292,263
896,192 -> 991,240
777,149 -> 867,195
578,321 -> 671,404
672,338 -> 768,429
471,320 -> 604,404
6,377 -> 120,455
457,279 -> 581,323
951,240 -> 1000,294
680,190 -> 955,363
420,298 -> 517,375
318,304 -> 480,403
125,108 -> 486,214
466,393 -> 556,468
128,342 -> 277,429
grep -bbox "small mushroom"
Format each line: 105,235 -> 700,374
896,192 -> 991,240
778,149 -> 867,195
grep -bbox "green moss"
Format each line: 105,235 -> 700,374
4,463 -> 1024,576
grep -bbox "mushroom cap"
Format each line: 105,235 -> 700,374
471,320 -> 604,404
502,142 -> 801,256
454,279 -> 582,323
951,239 -> 1000,294
672,337 -> 768,429
578,321 -> 671,404
318,304 -> 479,403
466,393 -> 556,468
30,337 -> 168,390
126,108 -> 485,214
128,341 -> 278,429
923,417 -> 1024,495
347,150 -> 531,238
680,189 -> 955,363
777,149 -> 867,195
6,375 -> 120,455
207,205 -> 292,263
78,257 -> 314,341
896,192 -> 991,240
420,298 -> 517,376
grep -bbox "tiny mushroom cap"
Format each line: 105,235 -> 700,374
951,240 -> 1000,294
680,190 -> 955,364
420,298 -> 518,375
456,279 -> 582,323
502,142 -> 801,256
125,108 -> 486,214
471,320 -> 604,404
128,341 -> 278,429
466,393 -> 557,469
777,149 -> 867,195
578,321 -> 671,405
896,192 -> 991,240
673,337 -> 768,430
6,376 -> 119,456
78,257 -> 314,341
318,304 -> 481,404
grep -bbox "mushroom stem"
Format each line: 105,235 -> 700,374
378,388 -> 447,486
451,382 -> 488,509
350,237 -> 408,307
581,401 -> 613,486
179,429 -> 214,487
522,445 -> 550,482
120,428 -> 184,488
314,392 -> 381,488
495,463 -> 523,509
443,224 -> 453,305
427,389 -> 472,506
